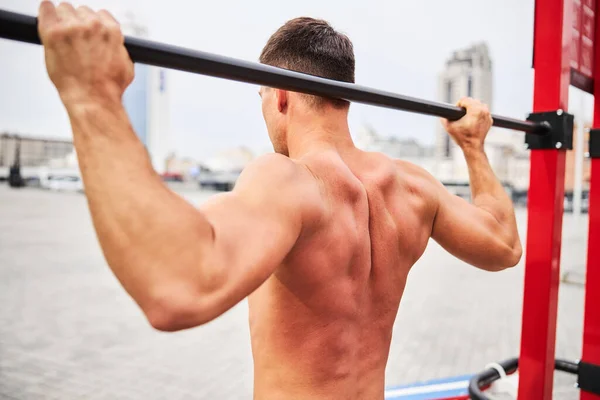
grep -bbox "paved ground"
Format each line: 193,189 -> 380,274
0,183 -> 589,399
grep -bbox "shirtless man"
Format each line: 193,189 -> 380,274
37,2 -> 522,399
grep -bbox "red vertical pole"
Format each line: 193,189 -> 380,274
518,0 -> 572,399
581,1 -> 600,399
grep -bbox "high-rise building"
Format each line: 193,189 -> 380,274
119,11 -> 172,174
435,43 -> 493,162
434,43 -> 524,185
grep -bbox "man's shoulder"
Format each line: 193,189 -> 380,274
351,151 -> 432,189
245,153 -> 296,171
240,153 -> 310,184
393,159 -> 443,202
393,159 -> 439,185
237,153 -> 324,211
394,158 -> 431,177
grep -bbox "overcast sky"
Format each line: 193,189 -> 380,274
0,0 -> 592,160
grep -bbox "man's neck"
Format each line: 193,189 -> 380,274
286,108 -> 355,159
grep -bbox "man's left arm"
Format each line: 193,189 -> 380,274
70,102 -> 322,331
37,1 -> 324,332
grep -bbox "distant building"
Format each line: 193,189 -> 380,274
353,126 -> 435,173
434,43 -> 524,185
120,11 -> 171,174
0,133 -> 73,168
354,125 -> 430,157
0,133 -> 77,182
435,43 -> 493,161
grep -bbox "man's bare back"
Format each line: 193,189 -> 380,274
249,150 -> 437,399
245,129 -> 521,398
37,4 -> 522,400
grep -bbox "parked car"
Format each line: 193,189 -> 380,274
197,170 -> 241,192
46,175 -> 84,193
161,172 -> 184,182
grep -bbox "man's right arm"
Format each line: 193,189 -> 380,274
430,98 -> 522,271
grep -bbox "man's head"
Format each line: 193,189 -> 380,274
259,17 -> 355,154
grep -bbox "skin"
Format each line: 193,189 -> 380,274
37,2 -> 522,399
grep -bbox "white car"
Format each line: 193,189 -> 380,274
46,175 -> 84,193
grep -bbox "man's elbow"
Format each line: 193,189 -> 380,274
142,288 -> 222,332
509,243 -> 523,268
487,242 -> 523,272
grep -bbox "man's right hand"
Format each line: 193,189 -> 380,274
442,97 -> 493,151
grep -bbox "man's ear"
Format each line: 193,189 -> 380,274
275,89 -> 288,113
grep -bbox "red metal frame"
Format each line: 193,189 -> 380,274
581,1 -> 600,398
518,0 -> 572,399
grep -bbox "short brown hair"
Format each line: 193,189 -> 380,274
259,17 -> 355,108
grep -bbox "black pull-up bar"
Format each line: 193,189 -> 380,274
0,9 -> 550,135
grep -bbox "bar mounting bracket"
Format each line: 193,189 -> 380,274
525,111 -> 574,150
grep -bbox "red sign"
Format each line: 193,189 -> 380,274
572,0 -> 582,70
572,0 -> 596,82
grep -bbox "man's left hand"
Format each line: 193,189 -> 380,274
38,1 -> 134,108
